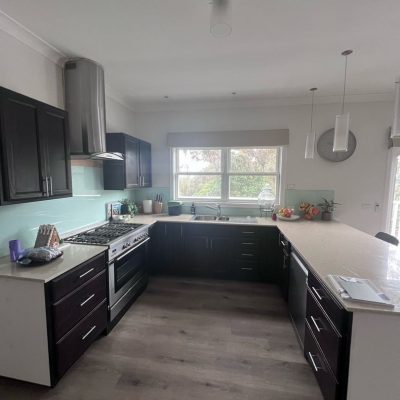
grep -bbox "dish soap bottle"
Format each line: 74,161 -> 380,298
191,202 -> 196,215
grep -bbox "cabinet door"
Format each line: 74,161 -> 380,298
139,140 -> 152,187
0,89 -> 45,201
38,107 -> 72,197
183,236 -> 209,276
210,237 -> 233,279
152,223 -> 183,274
125,136 -> 140,188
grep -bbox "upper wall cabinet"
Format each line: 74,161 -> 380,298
0,87 -> 72,205
103,132 -> 152,190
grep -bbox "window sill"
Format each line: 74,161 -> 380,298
178,201 -> 262,209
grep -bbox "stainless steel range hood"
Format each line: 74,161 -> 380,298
64,58 -> 123,161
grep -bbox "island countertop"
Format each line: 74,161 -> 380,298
129,214 -> 400,315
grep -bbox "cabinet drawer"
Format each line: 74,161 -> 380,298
52,270 -> 107,341
50,253 -> 106,302
308,272 -> 346,333
304,322 -> 338,400
56,300 -> 107,378
306,289 -> 342,378
234,260 -> 258,280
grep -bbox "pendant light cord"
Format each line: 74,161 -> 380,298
310,90 -> 315,132
341,55 -> 348,114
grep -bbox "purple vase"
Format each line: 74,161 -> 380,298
9,240 -> 23,262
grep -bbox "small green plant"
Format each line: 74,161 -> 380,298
318,198 -> 341,213
119,198 -> 138,216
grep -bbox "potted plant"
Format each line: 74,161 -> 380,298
318,198 -> 341,221
120,198 -> 138,216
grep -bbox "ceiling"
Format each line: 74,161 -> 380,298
1,0 -> 400,107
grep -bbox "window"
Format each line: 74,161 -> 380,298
173,147 -> 281,203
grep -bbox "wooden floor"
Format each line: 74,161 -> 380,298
0,276 -> 322,400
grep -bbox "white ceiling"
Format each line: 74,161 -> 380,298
1,0 -> 400,107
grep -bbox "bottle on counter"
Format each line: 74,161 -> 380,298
191,202 -> 196,215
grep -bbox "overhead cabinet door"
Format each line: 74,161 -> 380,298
139,140 -> 151,187
0,90 -> 45,201
38,107 -> 72,197
0,87 -> 72,204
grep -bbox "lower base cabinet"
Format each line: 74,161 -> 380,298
151,221 -> 279,282
48,253 -> 108,384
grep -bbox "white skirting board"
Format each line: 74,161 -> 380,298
0,278 -> 50,386
347,312 -> 400,400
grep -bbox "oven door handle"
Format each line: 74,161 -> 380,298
114,237 -> 150,262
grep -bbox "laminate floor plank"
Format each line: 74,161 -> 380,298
0,275 -> 322,400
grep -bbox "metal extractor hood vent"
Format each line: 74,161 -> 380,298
64,58 -> 123,161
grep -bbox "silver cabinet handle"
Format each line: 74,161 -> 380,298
80,293 -> 95,307
242,242 -> 255,245
81,325 -> 96,341
49,176 -> 53,196
241,253 -> 254,257
79,268 -> 94,279
308,352 -> 324,372
43,177 -> 49,196
242,231 -> 255,234
310,316 -> 324,332
311,286 -> 324,301
240,267 -> 253,271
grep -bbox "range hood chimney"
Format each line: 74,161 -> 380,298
64,58 -> 123,160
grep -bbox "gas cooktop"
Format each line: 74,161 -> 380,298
64,222 -> 144,245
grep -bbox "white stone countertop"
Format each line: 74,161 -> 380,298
129,214 -> 400,315
0,243 -> 107,283
1,212 -> 400,315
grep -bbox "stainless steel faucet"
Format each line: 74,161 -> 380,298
206,203 -> 222,217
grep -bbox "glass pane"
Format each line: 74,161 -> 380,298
178,175 -> 221,199
178,149 -> 222,172
229,148 -> 278,173
229,175 -> 277,201
390,156 -> 400,239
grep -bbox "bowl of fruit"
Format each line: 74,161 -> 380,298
277,208 -> 300,221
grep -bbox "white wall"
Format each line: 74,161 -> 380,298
133,101 -> 393,234
0,28 -> 135,133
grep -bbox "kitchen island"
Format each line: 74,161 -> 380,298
128,214 -> 400,400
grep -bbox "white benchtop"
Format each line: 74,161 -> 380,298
130,214 -> 400,315
1,213 -> 400,314
0,243 -> 107,283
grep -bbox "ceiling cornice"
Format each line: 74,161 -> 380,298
132,92 -> 394,113
0,9 -> 65,65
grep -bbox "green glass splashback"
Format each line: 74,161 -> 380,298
0,163 -> 132,257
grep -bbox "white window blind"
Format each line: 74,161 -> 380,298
167,129 -> 289,148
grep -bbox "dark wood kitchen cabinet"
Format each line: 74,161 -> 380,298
151,222 -> 278,281
151,222 -> 184,274
0,86 -> 71,204
103,132 -> 152,190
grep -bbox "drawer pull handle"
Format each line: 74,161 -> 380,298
311,286 -> 324,301
308,352 -> 324,372
82,325 -> 97,341
280,240 -> 287,247
79,268 -> 94,279
241,267 -> 253,271
242,231 -> 255,234
80,294 -> 95,307
242,242 -> 255,245
241,253 -> 254,257
310,316 -> 324,332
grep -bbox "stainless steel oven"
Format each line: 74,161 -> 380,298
108,236 -> 150,325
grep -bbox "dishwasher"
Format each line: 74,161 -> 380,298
288,251 -> 308,348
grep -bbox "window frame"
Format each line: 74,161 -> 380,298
172,146 -> 282,204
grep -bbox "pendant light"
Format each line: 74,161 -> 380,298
333,49 -> 353,152
391,77 -> 400,138
210,0 -> 232,37
305,88 -> 317,159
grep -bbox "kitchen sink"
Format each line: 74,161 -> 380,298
192,215 -> 218,221
218,216 -> 230,221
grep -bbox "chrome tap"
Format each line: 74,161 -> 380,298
206,203 -> 222,218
